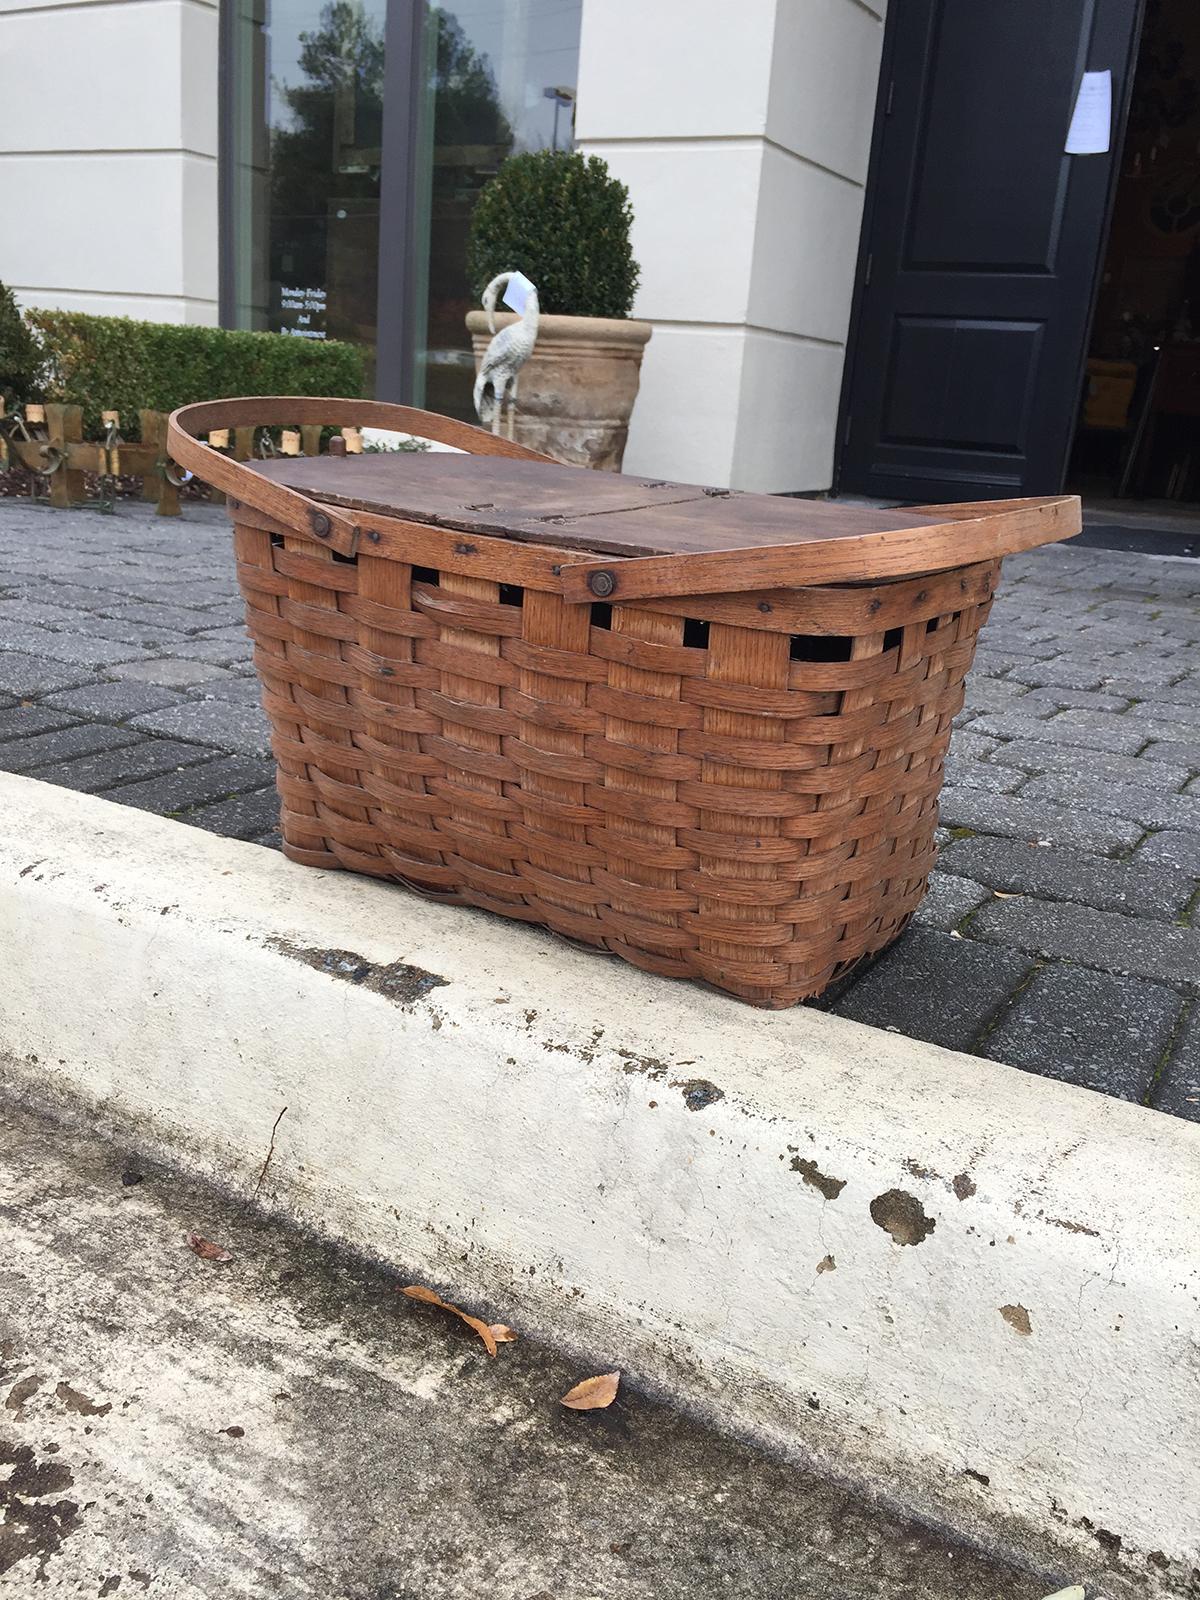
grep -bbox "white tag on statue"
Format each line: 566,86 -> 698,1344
503,271 -> 536,315
1065,70 -> 1111,155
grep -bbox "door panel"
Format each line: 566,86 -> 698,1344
839,0 -> 1143,500
908,4 -> 1079,272
882,319 -> 1041,452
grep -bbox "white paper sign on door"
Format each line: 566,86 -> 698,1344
1066,70 -> 1112,155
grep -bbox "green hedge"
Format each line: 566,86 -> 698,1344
24,310 -> 366,439
0,282 -> 47,408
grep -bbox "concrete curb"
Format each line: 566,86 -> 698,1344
2,772 -> 1196,1596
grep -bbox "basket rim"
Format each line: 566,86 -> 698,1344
167,397 -> 1081,605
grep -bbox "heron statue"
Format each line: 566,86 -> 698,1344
473,271 -> 540,438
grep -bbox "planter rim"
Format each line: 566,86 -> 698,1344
465,310 -> 652,347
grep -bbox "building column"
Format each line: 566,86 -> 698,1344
2,0 -> 220,325
575,0 -> 886,491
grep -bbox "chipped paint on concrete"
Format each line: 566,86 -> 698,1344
0,1437 -> 81,1582
1,773 -> 1199,1597
791,1156 -> 847,1200
870,1189 -> 938,1247
265,938 -> 448,1008
1001,1305 -> 1034,1337
669,1077 -> 725,1112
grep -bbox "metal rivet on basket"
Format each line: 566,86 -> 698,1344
588,570 -> 616,598
311,511 -> 331,539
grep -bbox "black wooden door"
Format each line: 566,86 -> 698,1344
838,0 -> 1143,501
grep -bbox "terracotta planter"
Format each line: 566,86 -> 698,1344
466,311 -> 651,472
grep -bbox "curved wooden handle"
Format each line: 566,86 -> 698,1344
557,495 -> 1081,604
167,396 -> 554,558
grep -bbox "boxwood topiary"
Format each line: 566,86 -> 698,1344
467,149 -> 640,320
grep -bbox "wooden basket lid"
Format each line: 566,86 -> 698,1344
247,453 -> 943,559
244,453 -> 1079,600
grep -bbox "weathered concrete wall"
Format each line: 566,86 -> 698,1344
2,772 -> 1197,1595
0,1094 -> 1064,1600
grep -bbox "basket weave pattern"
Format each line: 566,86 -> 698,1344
232,515 -> 997,1008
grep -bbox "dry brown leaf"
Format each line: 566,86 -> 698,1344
560,1372 -> 620,1410
187,1233 -> 231,1263
400,1285 -> 441,1306
490,1324 -> 518,1344
992,890 -> 1018,899
454,1311 -> 498,1358
399,1285 -> 499,1357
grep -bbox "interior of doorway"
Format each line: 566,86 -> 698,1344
1068,0 -> 1200,541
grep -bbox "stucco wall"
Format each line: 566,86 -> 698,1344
0,0 -> 220,324
575,0 -> 886,492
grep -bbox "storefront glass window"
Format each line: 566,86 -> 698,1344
225,0 -> 580,409
413,2 -> 581,416
226,0 -> 388,385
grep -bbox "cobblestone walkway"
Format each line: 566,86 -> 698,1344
1,500 -> 1197,1119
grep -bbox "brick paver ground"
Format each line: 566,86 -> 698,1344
2,499 -> 1197,1120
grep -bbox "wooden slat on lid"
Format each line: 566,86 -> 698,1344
529,492 -> 936,558
247,454 -> 933,560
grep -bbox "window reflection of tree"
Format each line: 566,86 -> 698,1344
426,9 -> 513,410
264,2 -> 510,380
267,2 -> 385,347
260,2 -> 515,410
432,11 -> 512,154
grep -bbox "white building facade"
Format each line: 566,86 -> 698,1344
2,0 -> 221,325
1,0 -> 885,491
577,0 -> 885,490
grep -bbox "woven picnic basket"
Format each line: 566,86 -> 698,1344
169,399 -> 1078,1009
